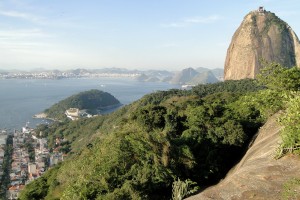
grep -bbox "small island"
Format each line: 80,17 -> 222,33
36,89 -> 121,121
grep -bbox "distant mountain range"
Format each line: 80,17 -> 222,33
0,67 -> 224,85
137,67 -> 223,85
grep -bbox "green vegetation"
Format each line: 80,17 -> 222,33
278,95 -> 300,156
172,179 -> 199,200
0,135 -> 13,199
19,63 -> 300,199
18,165 -> 62,200
256,62 -> 300,158
257,61 -> 300,91
20,79 -> 265,200
191,78 -> 263,97
282,178 -> 300,200
44,89 -> 120,120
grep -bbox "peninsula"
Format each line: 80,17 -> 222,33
43,89 -> 121,120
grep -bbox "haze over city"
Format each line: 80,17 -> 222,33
0,0 -> 299,70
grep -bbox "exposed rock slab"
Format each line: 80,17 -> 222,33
187,113 -> 300,200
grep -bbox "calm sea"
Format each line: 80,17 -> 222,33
0,78 -> 179,130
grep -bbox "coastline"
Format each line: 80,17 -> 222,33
32,113 -> 58,122
32,104 -> 122,122
33,113 -> 48,119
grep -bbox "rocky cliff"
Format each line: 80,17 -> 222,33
187,113 -> 300,200
224,9 -> 300,80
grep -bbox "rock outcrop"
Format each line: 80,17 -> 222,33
224,8 -> 300,80
187,113 -> 300,200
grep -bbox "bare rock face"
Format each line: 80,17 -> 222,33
224,9 -> 300,80
186,113 -> 300,200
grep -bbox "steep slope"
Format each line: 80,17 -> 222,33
19,80 -> 265,200
187,112 -> 300,200
224,8 -> 300,80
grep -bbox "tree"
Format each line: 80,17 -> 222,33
257,61 -> 300,91
256,61 -> 300,158
277,94 -> 300,158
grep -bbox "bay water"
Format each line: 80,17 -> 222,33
0,78 -> 179,130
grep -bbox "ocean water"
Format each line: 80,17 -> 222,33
0,78 -> 179,130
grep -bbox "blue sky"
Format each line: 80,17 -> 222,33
0,0 -> 299,70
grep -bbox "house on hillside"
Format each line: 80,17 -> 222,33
65,108 -> 80,120
258,6 -> 265,13
65,108 -> 95,120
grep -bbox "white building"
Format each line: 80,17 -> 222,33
28,163 -> 37,174
0,149 -> 4,157
0,135 -> 7,146
65,108 -> 80,120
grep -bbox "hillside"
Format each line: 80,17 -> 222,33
19,79 -> 264,200
19,63 -> 300,200
187,112 -> 300,200
44,89 -> 121,120
224,8 -> 300,80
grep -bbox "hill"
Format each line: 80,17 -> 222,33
188,71 -> 219,85
196,67 -> 224,79
135,73 -> 161,82
44,89 -> 121,120
170,68 -> 200,84
19,78 -> 265,200
224,8 -> 300,80
19,64 -> 300,199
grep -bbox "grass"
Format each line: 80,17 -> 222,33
282,178 -> 300,200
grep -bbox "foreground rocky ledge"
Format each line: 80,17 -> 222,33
187,113 -> 300,200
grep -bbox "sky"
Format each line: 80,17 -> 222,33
0,0 -> 299,71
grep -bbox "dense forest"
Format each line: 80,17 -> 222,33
44,89 -> 121,120
19,63 -> 300,199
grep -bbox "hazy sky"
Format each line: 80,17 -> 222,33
0,0 -> 299,70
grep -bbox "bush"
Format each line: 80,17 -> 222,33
172,179 -> 199,200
